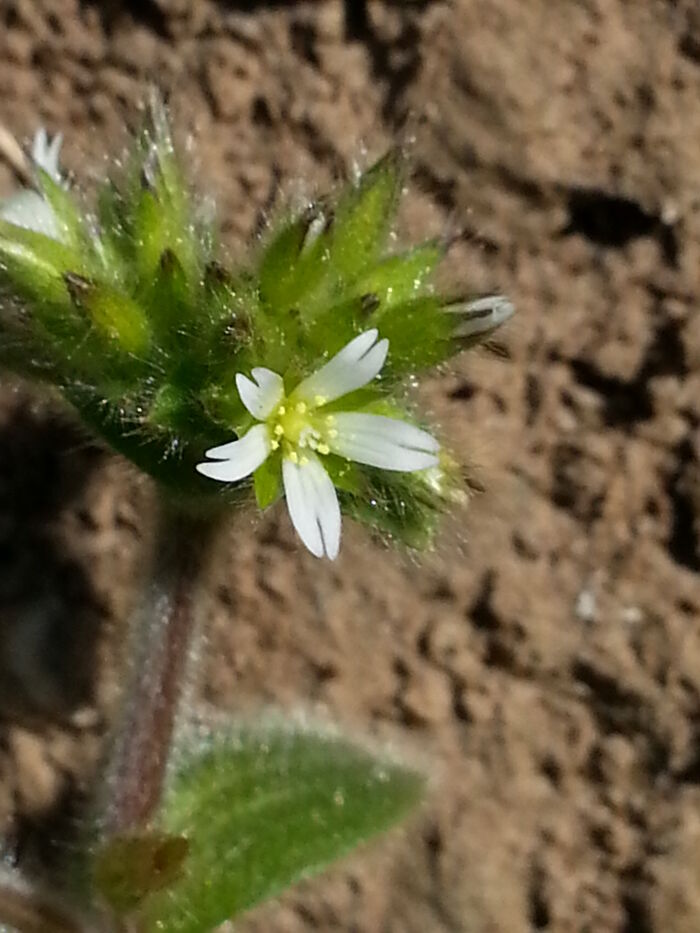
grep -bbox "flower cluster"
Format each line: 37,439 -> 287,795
0,94 -> 513,556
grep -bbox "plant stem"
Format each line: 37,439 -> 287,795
101,504 -> 219,836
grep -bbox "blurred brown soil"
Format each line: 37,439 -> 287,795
1,1 -> 699,931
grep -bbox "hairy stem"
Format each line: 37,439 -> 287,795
101,505 -> 219,835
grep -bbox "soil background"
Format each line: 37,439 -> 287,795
1,1 -> 700,931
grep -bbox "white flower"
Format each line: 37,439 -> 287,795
197,330 -> 440,559
0,127 -> 64,239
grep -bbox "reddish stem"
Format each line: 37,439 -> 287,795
101,507 -> 217,835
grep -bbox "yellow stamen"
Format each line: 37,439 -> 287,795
295,401 -> 307,414
314,395 -> 327,407
288,450 -> 298,464
277,405 -> 286,415
327,428 -> 338,439
274,424 -> 284,436
271,440 -> 279,451
317,443 -> 330,456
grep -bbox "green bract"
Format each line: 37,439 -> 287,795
0,93 -> 511,547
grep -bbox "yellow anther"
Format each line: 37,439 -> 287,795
274,424 -> 284,436
314,395 -> 327,407
300,455 -> 309,465
288,450 -> 299,464
295,401 -> 307,414
325,415 -> 336,425
327,428 -> 338,439
277,405 -> 286,415
271,440 -> 280,451
317,443 -> 330,456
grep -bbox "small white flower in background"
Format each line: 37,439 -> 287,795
0,127 -> 64,239
197,330 -> 440,559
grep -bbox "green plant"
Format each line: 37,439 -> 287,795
0,91 -> 513,932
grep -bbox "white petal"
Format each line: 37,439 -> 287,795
329,413 -> 439,472
31,128 -> 63,182
235,368 -> 284,419
294,329 -> 388,405
197,424 -> 271,481
282,457 -> 341,559
0,190 -> 59,239
46,133 -> 64,182
31,128 -> 47,166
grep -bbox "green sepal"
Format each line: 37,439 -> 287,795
133,191 -> 172,282
349,241 -> 443,310
254,453 -> 281,509
373,296 -> 454,375
322,455 -> 363,494
0,219 -> 86,305
37,169 -> 91,258
326,149 -> 405,286
341,470 -> 440,550
259,205 -> 329,313
65,274 -> 151,355
148,384 -> 197,434
138,725 -> 424,933
140,248 -> 191,346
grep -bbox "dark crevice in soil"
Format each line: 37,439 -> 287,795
550,441 -> 605,524
468,572 -> 500,631
664,438 -> 700,572
80,0 -> 170,38
561,186 -> 679,266
343,0 -> 423,122
414,164 -> 457,211
569,318 -> 686,429
572,659 -> 648,734
621,889 -> 653,933
344,0 -> 370,40
528,864 -> 551,930
290,19 -> 320,69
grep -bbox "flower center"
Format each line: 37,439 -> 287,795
268,401 -> 336,463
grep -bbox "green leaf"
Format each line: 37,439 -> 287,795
140,726 -> 424,933
94,833 -> 189,913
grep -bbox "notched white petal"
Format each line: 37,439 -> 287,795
31,128 -> 63,183
197,424 -> 271,481
329,413 -> 439,472
282,457 -> 341,559
295,329 -> 389,405
236,367 -> 284,419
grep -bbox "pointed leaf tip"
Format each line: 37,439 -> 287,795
141,726 -> 425,933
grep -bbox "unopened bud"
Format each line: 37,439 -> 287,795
446,295 -> 515,341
